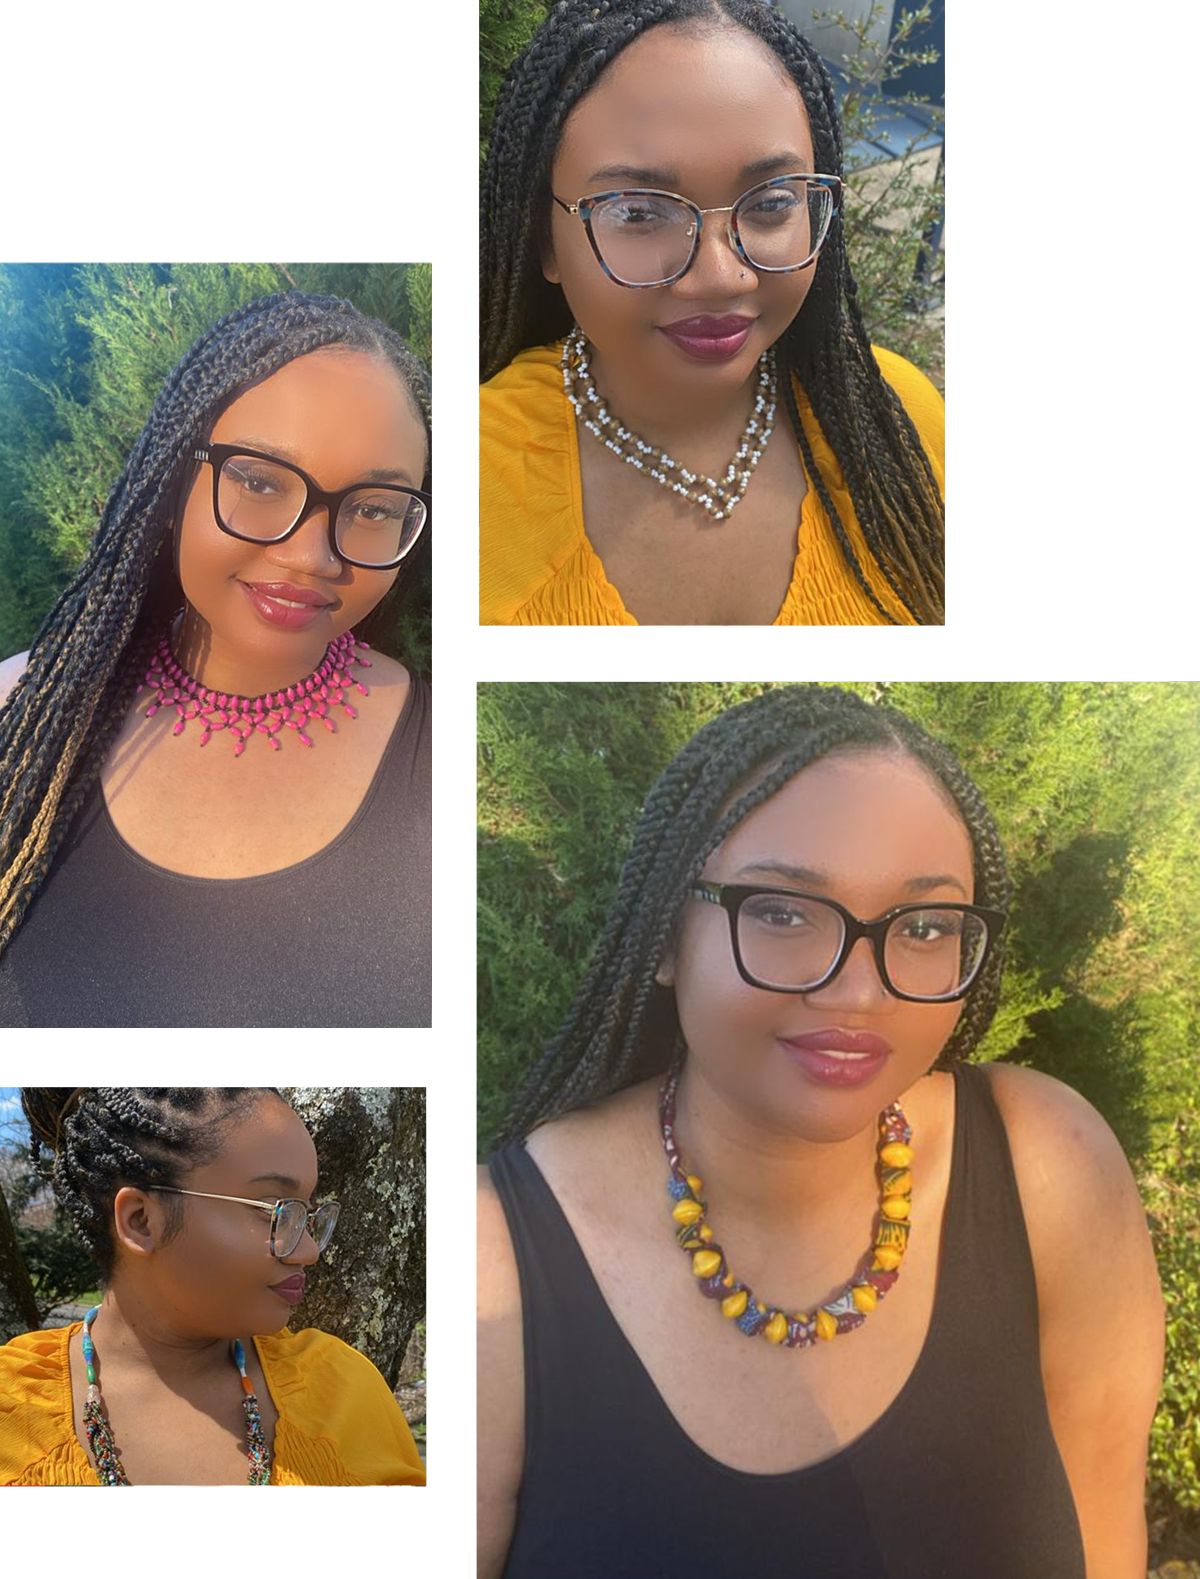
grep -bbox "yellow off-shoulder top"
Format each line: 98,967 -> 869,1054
0,1322 -> 426,1486
480,340 -> 944,625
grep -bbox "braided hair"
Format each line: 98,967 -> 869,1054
0,291 -> 431,961
21,1087 -> 285,1283
497,685 -> 1011,1145
481,0 -> 944,625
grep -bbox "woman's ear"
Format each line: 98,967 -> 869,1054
655,946 -> 676,988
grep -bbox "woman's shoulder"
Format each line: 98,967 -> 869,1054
480,341 -> 585,624
257,1327 -> 424,1485
0,1324 -> 80,1486
0,649 -> 30,708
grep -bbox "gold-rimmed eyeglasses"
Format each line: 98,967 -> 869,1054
146,1186 -> 340,1259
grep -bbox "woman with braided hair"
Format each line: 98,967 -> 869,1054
0,289 -> 431,1026
477,685 -> 1163,1576
480,0 -> 944,625
0,1087 -> 424,1485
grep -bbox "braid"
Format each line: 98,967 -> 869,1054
495,686 -> 1010,1145
481,0 -> 944,624
0,290 -> 431,962
21,1087 -> 284,1282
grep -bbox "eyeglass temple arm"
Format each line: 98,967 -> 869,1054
552,195 -> 579,215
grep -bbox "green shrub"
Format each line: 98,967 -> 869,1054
0,263 -> 432,674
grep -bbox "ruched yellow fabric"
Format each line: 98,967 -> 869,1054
480,340 -> 944,625
0,1322 -> 426,1486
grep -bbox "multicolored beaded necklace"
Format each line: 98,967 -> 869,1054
81,1304 -> 271,1485
659,1063 -> 914,1347
135,614 -> 372,756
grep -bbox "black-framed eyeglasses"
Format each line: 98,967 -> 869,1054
690,880 -> 1006,1003
147,1186 -> 341,1259
191,443 -> 429,570
551,173 -> 845,289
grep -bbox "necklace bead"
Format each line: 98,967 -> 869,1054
561,326 -> 778,523
135,612 -> 372,757
659,1063 -> 914,1349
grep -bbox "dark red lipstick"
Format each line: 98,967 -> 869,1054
658,313 -> 757,362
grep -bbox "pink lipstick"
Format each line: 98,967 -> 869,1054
778,1029 -> 892,1089
658,314 -> 756,362
240,581 -> 334,631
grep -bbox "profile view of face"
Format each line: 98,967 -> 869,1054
543,22 -> 823,396
659,750 -> 975,1141
112,1095 -> 324,1339
173,347 -> 428,675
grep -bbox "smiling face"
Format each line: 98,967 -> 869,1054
172,346 -> 427,686
543,21 -> 822,397
658,749 -> 976,1142
112,1094 -> 325,1339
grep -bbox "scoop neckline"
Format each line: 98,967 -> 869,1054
511,1062 -> 965,1484
559,350 -> 816,627
98,670 -> 416,885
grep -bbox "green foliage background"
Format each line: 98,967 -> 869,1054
477,681 -> 1200,1534
0,262 -> 433,674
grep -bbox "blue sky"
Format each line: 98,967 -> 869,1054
0,1088 -> 28,1147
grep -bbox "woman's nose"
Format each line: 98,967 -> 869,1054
802,936 -> 893,1013
672,213 -> 758,298
265,506 -> 344,576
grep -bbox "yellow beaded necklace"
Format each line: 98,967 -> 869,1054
659,1061 -> 914,1347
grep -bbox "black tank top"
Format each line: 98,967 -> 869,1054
0,675 -> 430,1028
488,1060 -> 1086,1579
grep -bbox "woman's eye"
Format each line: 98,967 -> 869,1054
743,898 -> 811,928
228,466 -> 280,495
898,914 -> 960,943
744,194 -> 799,221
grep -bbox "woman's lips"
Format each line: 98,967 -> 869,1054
778,1029 -> 892,1088
240,581 -> 332,631
269,1277 -> 305,1306
658,314 -> 757,362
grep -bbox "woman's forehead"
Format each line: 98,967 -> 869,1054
556,23 -> 813,194
716,752 -> 974,883
212,349 -> 426,484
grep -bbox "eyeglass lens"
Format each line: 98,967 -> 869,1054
589,179 -> 833,286
217,455 -> 425,565
274,1200 -> 339,1257
736,894 -> 989,999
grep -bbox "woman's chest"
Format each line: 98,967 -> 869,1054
544,1076 -> 957,1474
577,431 -> 808,625
100,679 -> 404,878
68,1336 -> 281,1486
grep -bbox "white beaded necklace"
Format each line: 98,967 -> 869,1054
560,325 -> 778,523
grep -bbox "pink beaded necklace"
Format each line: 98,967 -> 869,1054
136,616 -> 372,756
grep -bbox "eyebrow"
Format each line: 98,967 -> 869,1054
733,860 -> 968,898
230,437 -> 415,487
248,1172 -> 315,1197
586,152 -> 811,187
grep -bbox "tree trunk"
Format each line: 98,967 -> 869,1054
0,1180 -> 41,1343
276,1087 -> 424,1390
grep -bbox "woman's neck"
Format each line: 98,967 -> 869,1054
669,1059 -> 887,1235
85,1286 -> 237,1390
171,605 -> 332,699
586,342 -> 766,471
